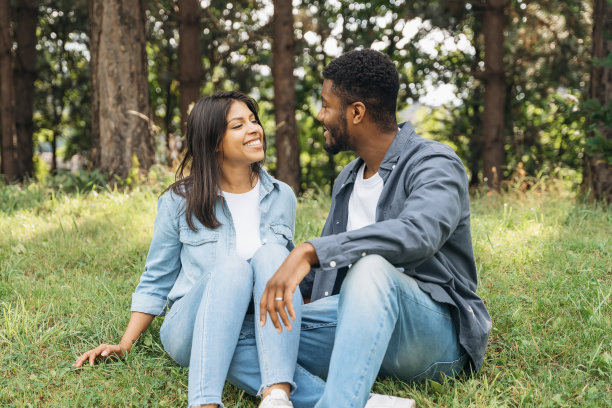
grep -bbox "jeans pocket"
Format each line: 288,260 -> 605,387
410,353 -> 468,383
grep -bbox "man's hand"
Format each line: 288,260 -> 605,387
259,243 -> 318,332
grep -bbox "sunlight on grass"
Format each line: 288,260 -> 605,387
1,184 -> 610,407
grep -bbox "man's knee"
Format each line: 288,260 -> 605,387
341,254 -> 397,295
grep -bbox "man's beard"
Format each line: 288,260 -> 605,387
323,113 -> 351,154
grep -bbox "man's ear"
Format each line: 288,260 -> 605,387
350,102 -> 366,125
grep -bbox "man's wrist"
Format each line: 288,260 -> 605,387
299,242 -> 319,266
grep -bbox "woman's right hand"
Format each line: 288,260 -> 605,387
73,343 -> 127,367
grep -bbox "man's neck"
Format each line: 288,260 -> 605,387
355,126 -> 398,179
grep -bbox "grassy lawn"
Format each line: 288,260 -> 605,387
0,180 -> 610,407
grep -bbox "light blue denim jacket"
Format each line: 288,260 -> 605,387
131,168 -> 296,316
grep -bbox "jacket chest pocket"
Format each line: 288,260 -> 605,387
179,228 -> 219,263
269,223 -> 293,247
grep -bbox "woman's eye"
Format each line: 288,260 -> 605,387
232,124 -> 242,129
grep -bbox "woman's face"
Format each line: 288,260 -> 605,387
218,100 -> 265,167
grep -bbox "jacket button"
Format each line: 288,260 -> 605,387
330,261 -> 337,267
392,164 -> 396,169
324,291 -> 329,296
361,252 -> 366,257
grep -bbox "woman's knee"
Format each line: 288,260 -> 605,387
250,244 -> 289,278
209,257 -> 253,289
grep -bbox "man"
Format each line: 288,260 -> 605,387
258,49 -> 491,407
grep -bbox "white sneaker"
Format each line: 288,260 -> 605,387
364,393 -> 416,408
259,388 -> 293,408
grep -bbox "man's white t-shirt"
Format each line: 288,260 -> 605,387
347,163 -> 384,231
222,179 -> 262,260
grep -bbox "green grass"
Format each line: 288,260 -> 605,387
0,181 -> 610,407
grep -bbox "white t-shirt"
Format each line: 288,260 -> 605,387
222,179 -> 262,260
347,163 -> 384,231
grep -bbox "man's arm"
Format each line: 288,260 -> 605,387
310,152 -> 467,273
258,243 -> 319,332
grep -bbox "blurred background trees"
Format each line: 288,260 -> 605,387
0,0 -> 609,201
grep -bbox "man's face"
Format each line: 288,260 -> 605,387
317,79 -> 352,154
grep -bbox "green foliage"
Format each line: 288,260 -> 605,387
0,181 -> 609,406
34,0 -> 91,161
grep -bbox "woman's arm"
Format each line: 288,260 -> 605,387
73,312 -> 154,367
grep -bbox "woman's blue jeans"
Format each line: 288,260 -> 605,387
159,244 -> 301,408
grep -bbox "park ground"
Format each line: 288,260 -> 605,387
0,176 -> 610,407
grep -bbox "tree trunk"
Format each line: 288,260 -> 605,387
89,0 -> 153,178
482,0 -> 506,191
582,0 -> 612,202
178,0 -> 202,141
0,0 -> 19,182
272,0 -> 300,192
13,0 -> 37,178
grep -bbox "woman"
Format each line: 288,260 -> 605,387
74,91 -> 300,408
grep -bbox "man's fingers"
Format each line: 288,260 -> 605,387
275,292 -> 291,331
284,289 -> 296,322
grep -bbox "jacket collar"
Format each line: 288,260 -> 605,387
336,121 -> 415,192
377,122 -> 414,178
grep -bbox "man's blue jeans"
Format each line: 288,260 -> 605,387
227,254 -> 467,408
159,244 -> 301,408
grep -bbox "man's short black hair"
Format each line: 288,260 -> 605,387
323,49 -> 399,132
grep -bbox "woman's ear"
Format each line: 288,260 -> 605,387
351,102 -> 366,125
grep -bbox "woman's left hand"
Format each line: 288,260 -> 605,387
259,243 -> 318,332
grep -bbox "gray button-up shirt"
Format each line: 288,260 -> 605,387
300,122 -> 491,371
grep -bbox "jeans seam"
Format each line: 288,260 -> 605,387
197,279 -> 215,402
301,322 -> 337,330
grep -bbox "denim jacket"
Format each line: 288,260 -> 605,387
131,168 -> 296,316
300,122 -> 491,372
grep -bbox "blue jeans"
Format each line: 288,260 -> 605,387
159,244 -> 301,408
227,254 -> 467,408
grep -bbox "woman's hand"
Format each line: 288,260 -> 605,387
73,343 -> 127,367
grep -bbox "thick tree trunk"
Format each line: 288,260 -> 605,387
482,0 -> 506,191
0,0 -> 19,182
13,0 -> 37,178
583,0 -> 612,202
272,0 -> 300,192
178,0 -> 202,141
89,0 -> 153,178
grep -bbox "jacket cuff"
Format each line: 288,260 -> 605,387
131,293 -> 167,316
308,235 -> 350,272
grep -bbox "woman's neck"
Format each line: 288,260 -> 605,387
219,163 -> 257,193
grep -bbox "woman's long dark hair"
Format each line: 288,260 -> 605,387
167,91 -> 266,231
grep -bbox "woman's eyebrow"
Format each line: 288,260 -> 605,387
228,114 -> 255,122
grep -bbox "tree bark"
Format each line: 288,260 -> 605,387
13,0 -> 37,178
178,0 -> 202,143
272,0 -> 300,192
582,0 -> 612,202
482,0 -> 506,191
89,0 -> 154,178
0,0 -> 19,182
